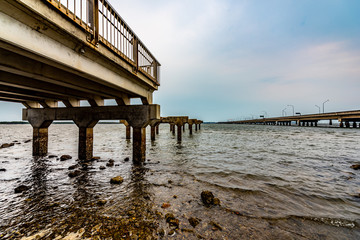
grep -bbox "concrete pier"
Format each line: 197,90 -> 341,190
151,125 -> 156,141
23,105 -> 160,163
120,120 -> 131,140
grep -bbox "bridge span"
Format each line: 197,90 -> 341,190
220,110 -> 360,128
0,0 -> 162,162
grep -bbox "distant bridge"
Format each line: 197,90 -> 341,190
219,110 -> 360,128
0,0 -> 162,162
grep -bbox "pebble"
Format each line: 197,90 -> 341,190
68,170 -> 81,178
60,155 -> 72,161
99,166 -> 106,170
188,217 -> 201,228
14,185 -> 29,193
161,203 -> 171,209
201,190 -> 220,207
0,143 -> 14,149
0,168 -> 6,172
110,176 -> 124,184
48,155 -> 57,158
97,200 -> 107,206
350,164 -> 360,170
68,164 -> 78,170
124,157 -> 130,162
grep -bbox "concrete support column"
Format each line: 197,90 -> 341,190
133,127 -> 146,164
170,124 -> 173,132
126,125 -> 131,140
183,124 -> 186,132
189,124 -> 193,135
195,124 -> 198,131
353,122 -> 357,128
315,121 -> 318,127
329,120 -> 332,125
171,124 -> 175,135
151,125 -> 156,141
199,124 -> 201,130
340,122 -> 344,128
310,122 -> 314,127
78,127 -> 94,160
345,121 -> 350,128
289,121 -> 292,126
177,124 -> 182,142
306,122 -> 309,127
156,124 -> 159,134
33,126 -> 51,156
74,119 -> 98,161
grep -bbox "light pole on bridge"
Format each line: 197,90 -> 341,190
282,108 -> 287,117
315,105 -> 321,114
287,105 -> 294,116
322,99 -> 329,113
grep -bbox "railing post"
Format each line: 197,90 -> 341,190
87,0 -> 99,45
132,37 -> 138,71
153,61 -> 158,82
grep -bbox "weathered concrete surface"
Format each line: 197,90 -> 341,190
133,127 -> 146,164
120,120 -> 131,140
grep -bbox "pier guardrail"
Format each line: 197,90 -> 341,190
45,0 -> 160,85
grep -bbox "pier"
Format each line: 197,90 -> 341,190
220,110 -> 360,128
0,0 -> 161,163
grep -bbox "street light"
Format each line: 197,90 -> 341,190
315,105 -> 320,114
282,108 -> 287,116
322,99 -> 329,113
262,111 -> 268,118
287,105 -> 294,116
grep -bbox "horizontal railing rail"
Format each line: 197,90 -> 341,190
44,0 -> 160,84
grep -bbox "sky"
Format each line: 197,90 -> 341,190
1,0 -> 360,122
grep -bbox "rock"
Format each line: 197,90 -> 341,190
60,155 -> 72,161
0,168 -> 6,172
97,199 -> 107,206
92,156 -> 101,160
124,157 -> 130,162
48,155 -> 57,158
209,221 -> 222,231
106,162 -> 114,167
173,195 -> 177,199
15,185 -> 29,193
351,164 -> 360,170
24,139 -> 31,143
168,230 -> 176,236
109,159 -> 115,163
0,143 -> 14,149
68,170 -> 81,178
161,203 -> 171,209
165,213 -> 179,228
157,228 -> 165,237
188,217 -> 201,228
99,166 -> 106,170
68,164 -> 78,170
168,180 -> 173,184
201,191 -> 220,207
110,176 -> 124,184
181,228 -> 194,233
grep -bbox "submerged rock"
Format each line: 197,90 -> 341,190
161,203 -> 171,209
0,143 -> 14,149
351,164 -> 360,170
209,221 -> 222,231
15,185 -> 29,193
68,170 -> 81,178
92,156 -> 101,160
24,139 -> 31,143
165,213 -> 179,228
99,166 -> 106,170
97,199 -> 107,206
106,159 -> 115,167
48,155 -> 57,158
124,157 -> 130,162
68,164 -> 78,170
110,176 -> 124,184
188,217 -> 201,228
60,155 -> 72,161
201,191 -> 220,207
0,168 -> 6,172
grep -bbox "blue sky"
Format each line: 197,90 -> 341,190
1,0 -> 360,121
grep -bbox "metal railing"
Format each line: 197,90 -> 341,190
45,0 -> 160,84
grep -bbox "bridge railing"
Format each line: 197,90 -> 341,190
45,0 -> 160,85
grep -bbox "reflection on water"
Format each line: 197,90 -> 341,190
0,124 -> 359,239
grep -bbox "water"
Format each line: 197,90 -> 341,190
0,124 -> 359,239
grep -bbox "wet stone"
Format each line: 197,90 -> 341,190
351,164 -> 360,170
24,139 -> 31,143
201,191 -> 220,207
124,157 -> 130,162
168,229 -> 176,236
161,203 -> 171,209
48,155 -> 57,158
60,155 -> 72,161
92,156 -> 101,160
15,185 -> 29,193
0,143 -> 14,149
0,168 -> 6,172
157,228 -> 165,237
97,199 -> 107,206
68,164 -> 78,170
165,213 -> 179,228
99,166 -> 106,170
189,217 -> 201,228
209,221 -> 222,231
68,170 -> 81,178
110,176 -> 124,184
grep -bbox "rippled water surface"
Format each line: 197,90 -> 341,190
0,123 -> 359,239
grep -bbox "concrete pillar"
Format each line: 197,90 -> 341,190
289,121 -> 291,126
340,122 -> 344,128
195,124 -> 198,131
171,124 -> 175,135
306,122 -> 309,127
199,124 -> 201,130
33,126 -> 50,156
353,122 -> 357,128
345,121 -> 350,128
78,127 -> 94,160
151,125 -> 156,141
315,121 -> 318,127
183,124 -> 186,132
133,127 -> 146,164
189,124 -> 193,135
310,122 -> 314,127
156,124 -> 159,134
329,120 -> 332,125
177,125 -> 182,142
28,120 -> 52,157
170,124 -> 172,132
126,125 -> 131,140
74,119 -> 98,161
